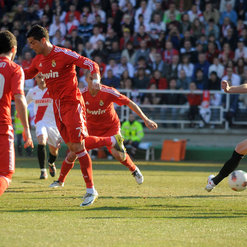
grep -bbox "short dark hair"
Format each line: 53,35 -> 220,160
27,24 -> 49,41
0,30 -> 17,54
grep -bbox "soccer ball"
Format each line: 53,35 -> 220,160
228,170 -> 247,191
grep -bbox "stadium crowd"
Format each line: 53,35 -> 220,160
1,0 -> 247,126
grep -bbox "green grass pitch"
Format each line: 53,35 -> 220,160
1,157 -> 247,247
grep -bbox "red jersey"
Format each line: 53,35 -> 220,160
24,45 -> 100,103
81,85 -> 130,136
0,56 -> 25,134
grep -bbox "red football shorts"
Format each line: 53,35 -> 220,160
0,130 -> 15,180
54,99 -> 88,143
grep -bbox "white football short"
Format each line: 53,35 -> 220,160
35,120 -> 62,148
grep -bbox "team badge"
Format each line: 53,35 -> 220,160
99,100 -> 104,106
85,101 -> 89,105
39,63 -> 42,67
51,60 -> 56,67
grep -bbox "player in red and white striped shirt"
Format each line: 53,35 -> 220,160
24,25 -> 125,206
0,30 -> 33,196
26,74 -> 61,179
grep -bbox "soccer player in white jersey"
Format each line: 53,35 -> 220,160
26,74 -> 61,179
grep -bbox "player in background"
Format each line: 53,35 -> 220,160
206,79 -> 247,192
0,30 -> 33,196
49,70 -> 158,188
26,73 -> 61,179
24,25 -> 125,206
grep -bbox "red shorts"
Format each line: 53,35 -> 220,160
53,99 -> 88,143
0,130 -> 15,180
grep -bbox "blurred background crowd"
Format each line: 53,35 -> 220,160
1,0 -> 247,125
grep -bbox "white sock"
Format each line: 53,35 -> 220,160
41,168 -> 47,172
86,187 -> 97,194
111,136 -> 116,147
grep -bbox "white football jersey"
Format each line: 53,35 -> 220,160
26,86 -> 56,127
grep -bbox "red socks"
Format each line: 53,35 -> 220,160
120,154 -> 136,172
0,177 -> 9,196
76,149 -> 94,188
58,158 -> 75,183
85,136 -> 112,151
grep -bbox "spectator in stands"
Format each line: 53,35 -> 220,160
134,0 -> 152,32
160,78 -> 187,127
177,54 -> 194,80
80,5 -> 94,25
104,58 -> 119,78
89,25 -> 105,50
26,4 -> 40,24
164,54 -> 180,81
205,18 -> 220,40
190,18 -> 205,40
203,2 -> 220,24
219,3 -> 238,26
133,39 -> 150,65
187,82 -> 202,128
208,71 -> 221,90
116,56 -> 135,78
193,53 -> 210,80
121,13 -> 134,35
42,3 -> 53,24
221,27 -> 238,51
148,70 -> 168,89
66,13 -> 79,34
133,68 -> 150,89
133,25 -> 151,48
180,13 -> 191,34
188,4 -> 204,23
77,15 -> 93,43
149,13 -> 166,41
166,24 -> 181,50
208,57 -> 224,79
163,2 -> 181,24
119,27 -> 133,50
194,68 -> 209,90
102,69 -> 120,88
135,56 -> 151,75
162,40 -> 179,65
206,41 -> 220,64
69,29 -> 83,50
234,38 -> 247,63
49,14 -> 66,38
107,40 -> 121,62
151,52 -> 165,76
84,41 -> 94,59
91,3 -> 106,25
219,42 -> 235,66
91,39 -> 109,61
177,69 -> 191,90
110,1 -> 125,34
235,57 -> 246,78
121,41 -> 136,65
13,4 -> 28,24
65,4 -> 81,24
105,28 -> 119,53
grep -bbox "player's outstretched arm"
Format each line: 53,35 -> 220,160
127,100 -> 158,130
14,94 -> 34,149
222,80 -> 247,94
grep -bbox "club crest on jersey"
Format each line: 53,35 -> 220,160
51,60 -> 56,67
85,101 -> 89,105
99,100 -> 104,106
39,63 -> 42,67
